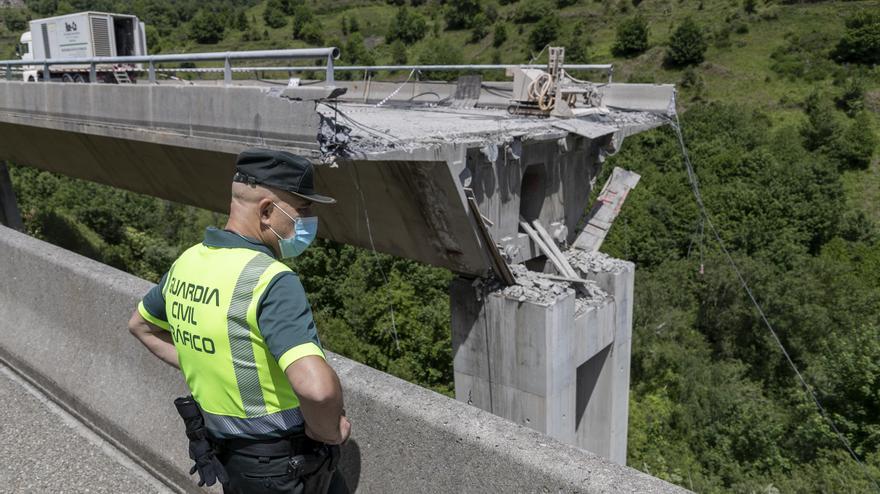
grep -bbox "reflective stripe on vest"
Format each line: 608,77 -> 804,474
165,243 -> 302,439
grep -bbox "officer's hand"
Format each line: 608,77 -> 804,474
336,416 -> 351,445
306,415 -> 351,445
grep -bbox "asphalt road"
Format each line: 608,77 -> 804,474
0,363 -> 171,494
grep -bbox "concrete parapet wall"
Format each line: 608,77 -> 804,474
0,225 -> 685,493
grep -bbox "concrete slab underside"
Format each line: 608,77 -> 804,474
0,81 -> 666,276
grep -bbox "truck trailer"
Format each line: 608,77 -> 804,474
18,11 -> 148,83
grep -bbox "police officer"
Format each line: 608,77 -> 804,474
129,148 -> 351,493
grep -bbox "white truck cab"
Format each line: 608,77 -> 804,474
17,32 -> 38,82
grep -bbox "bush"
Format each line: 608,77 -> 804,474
343,33 -> 375,66
445,0 -> 482,30
1,9 -> 28,32
417,38 -> 463,81
770,31 -> 836,81
833,11 -> 880,65
469,14 -> 490,43
297,20 -> 324,45
801,92 -> 877,170
493,23 -> 508,47
386,7 -> 428,45
612,15 -> 649,57
828,112 -> 877,170
665,17 -> 707,67
513,0 -> 553,24
263,0 -> 288,29
234,10 -> 248,31
835,78 -> 865,116
528,13 -> 560,52
566,21 -> 592,63
390,40 -> 408,65
291,5 -> 318,40
189,10 -> 225,44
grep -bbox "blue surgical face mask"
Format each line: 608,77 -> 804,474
267,202 -> 317,259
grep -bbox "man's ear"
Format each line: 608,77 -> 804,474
258,198 -> 274,224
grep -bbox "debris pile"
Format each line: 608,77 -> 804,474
501,264 -> 573,305
566,249 -> 631,277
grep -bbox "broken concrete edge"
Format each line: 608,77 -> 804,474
474,250 -> 630,315
0,224 -> 685,493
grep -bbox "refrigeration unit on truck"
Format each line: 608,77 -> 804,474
18,12 -> 148,83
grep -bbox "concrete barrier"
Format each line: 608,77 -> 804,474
0,224 -> 686,493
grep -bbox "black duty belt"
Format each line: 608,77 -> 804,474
221,433 -> 321,458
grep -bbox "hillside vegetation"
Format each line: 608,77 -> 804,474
2,0 -> 880,491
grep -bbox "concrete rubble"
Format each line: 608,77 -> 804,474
566,249 -> 632,276
471,258 -> 611,314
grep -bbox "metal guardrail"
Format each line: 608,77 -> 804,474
0,47 -> 340,84
0,46 -> 614,84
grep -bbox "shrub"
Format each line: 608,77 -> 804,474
770,31 -> 836,81
445,0 -> 482,30
386,7 -> 428,44
390,40 -> 408,65
189,11 -> 225,44
612,15 -> 649,57
665,17 -> 707,67
418,38 -> 463,81
833,11 -> 880,65
528,13 -> 560,52
469,14 -> 490,43
263,0 -> 288,29
493,23 -> 508,48
513,0 -> 553,24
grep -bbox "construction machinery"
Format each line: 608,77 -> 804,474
506,47 -> 606,118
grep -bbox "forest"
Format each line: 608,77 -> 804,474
1,0 -> 879,491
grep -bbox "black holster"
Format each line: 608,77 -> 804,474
287,443 -> 340,494
174,395 -> 229,487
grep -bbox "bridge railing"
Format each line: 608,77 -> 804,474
0,47 -> 340,84
0,47 -> 615,85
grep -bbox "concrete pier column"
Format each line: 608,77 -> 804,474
451,253 -> 634,465
0,161 -> 23,231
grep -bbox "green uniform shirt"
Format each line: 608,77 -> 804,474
138,227 -> 324,439
140,227 -> 322,368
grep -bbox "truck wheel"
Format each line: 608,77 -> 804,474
74,74 -> 87,83
61,73 -> 75,83
27,76 -> 35,82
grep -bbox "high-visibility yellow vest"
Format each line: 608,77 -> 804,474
161,243 -> 305,438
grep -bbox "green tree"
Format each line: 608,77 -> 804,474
469,13 -> 489,43
528,13 -> 560,52
513,0 -> 553,23
833,11 -> 880,65
1,9 -> 28,32
263,0 -> 288,29
189,10 -> 225,44
291,5 -> 321,43
386,6 -> 427,45
566,22 -> 592,63
234,10 -> 248,31
417,38 -> 463,81
390,39 -> 408,65
612,15 -> 649,57
665,17 -> 707,67
343,32 -> 375,67
493,23 -> 508,48
444,0 -> 481,30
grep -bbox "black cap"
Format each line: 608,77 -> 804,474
233,148 -> 336,205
